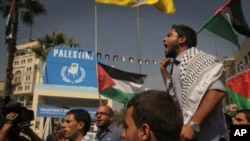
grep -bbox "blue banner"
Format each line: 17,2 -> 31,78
44,46 -> 97,87
37,105 -> 97,120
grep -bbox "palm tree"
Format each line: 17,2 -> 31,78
19,0 -> 46,41
66,37 -> 80,48
31,30 -> 80,83
31,30 -> 80,61
0,0 -> 46,96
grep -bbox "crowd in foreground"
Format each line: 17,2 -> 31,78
0,90 -> 249,141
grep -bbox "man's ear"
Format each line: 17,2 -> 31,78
78,121 -> 84,130
179,36 -> 186,44
139,123 -> 151,141
109,114 -> 114,122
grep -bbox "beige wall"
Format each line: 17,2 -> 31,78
234,37 -> 250,73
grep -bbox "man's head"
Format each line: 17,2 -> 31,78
233,109 -> 250,125
121,90 -> 183,141
52,126 -> 59,135
62,109 -> 91,140
95,105 -> 114,129
163,24 -> 197,58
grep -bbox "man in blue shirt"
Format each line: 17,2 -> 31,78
95,105 -> 123,141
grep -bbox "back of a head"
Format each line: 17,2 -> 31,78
66,109 -> 91,135
127,90 -> 183,141
172,24 -> 197,48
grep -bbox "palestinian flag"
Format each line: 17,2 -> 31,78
226,69 -> 250,110
5,0 -> 16,43
197,0 -> 250,47
98,62 -> 147,104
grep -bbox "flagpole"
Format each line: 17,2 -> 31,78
4,0 -> 17,96
136,7 -> 141,74
95,4 -> 103,106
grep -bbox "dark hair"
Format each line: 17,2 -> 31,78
66,109 -> 91,135
127,90 -> 183,141
172,24 -> 197,48
236,109 -> 250,122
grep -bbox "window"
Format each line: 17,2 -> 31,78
17,86 -> 22,91
21,59 -> 26,64
28,58 -> 32,63
25,85 -> 30,90
26,75 -> 31,81
14,70 -> 22,83
15,50 -> 27,56
14,61 -> 19,66
27,67 -> 32,72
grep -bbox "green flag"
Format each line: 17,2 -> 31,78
197,0 -> 250,47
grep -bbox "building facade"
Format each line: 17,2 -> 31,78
234,38 -> 250,73
12,41 -> 41,108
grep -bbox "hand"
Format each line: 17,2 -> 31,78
5,112 -> 18,120
160,57 -> 171,69
180,124 -> 195,141
4,112 -> 18,124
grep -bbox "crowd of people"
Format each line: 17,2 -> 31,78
1,24 -> 249,141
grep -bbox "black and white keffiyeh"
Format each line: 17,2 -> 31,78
179,47 -> 224,124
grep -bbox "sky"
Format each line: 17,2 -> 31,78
0,0 -> 250,90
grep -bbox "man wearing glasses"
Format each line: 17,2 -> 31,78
95,105 -> 124,141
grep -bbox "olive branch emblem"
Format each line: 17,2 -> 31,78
61,65 -> 86,83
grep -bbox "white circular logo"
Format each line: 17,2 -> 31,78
61,64 -> 86,84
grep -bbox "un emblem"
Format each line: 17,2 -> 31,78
61,63 -> 86,83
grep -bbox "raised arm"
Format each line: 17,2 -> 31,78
160,57 -> 171,85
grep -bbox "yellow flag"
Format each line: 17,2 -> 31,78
95,0 -> 158,7
153,0 -> 176,14
95,0 -> 177,14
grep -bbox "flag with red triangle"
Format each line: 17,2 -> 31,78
98,62 -> 147,104
226,69 -> 250,110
